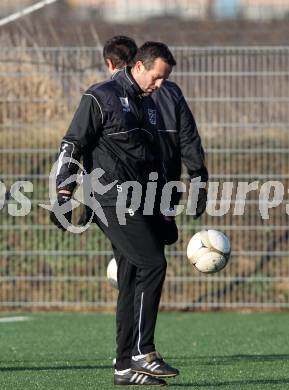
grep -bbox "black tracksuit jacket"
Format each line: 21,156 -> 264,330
55,67 -> 208,213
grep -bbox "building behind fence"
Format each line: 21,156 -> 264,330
0,46 -> 289,309
2,0 -> 289,21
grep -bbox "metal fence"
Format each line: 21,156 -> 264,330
1,46 -> 289,309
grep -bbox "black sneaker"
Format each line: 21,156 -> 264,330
131,352 -> 179,378
114,369 -> 167,386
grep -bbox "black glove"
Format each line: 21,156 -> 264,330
50,192 -> 72,231
193,188 -> 207,219
158,215 -> 178,245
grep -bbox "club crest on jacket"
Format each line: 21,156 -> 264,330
148,109 -> 157,125
119,97 -> 130,112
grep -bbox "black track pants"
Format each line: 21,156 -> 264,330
95,208 -> 167,370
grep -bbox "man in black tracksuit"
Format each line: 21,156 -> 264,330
50,42 -> 208,387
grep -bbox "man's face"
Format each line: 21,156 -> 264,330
132,58 -> 172,95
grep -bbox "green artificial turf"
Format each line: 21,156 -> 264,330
0,312 -> 289,389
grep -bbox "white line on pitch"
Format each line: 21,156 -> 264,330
0,316 -> 30,323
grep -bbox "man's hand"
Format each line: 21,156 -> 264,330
193,188 -> 207,219
158,215 -> 178,245
50,191 -> 72,231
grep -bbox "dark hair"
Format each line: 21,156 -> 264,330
103,36 -> 137,68
134,41 -> 176,70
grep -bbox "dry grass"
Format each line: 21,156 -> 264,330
0,57 -> 66,126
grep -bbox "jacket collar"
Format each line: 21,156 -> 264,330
114,67 -> 143,98
110,69 -> 122,80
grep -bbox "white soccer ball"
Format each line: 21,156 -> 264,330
107,258 -> 118,289
187,230 -> 231,273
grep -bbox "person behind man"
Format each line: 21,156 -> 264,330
50,42 -> 208,386
77,36 -> 139,227
103,35 -> 137,74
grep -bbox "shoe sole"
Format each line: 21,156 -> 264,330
131,369 -> 179,378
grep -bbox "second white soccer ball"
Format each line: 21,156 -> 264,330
187,230 -> 231,273
107,258 -> 118,289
